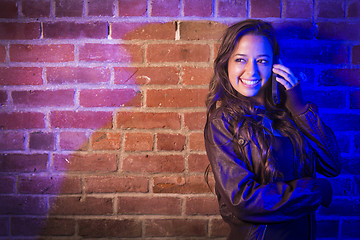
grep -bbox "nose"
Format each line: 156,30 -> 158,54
244,60 -> 259,77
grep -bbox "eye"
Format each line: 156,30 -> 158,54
257,59 -> 269,64
235,58 -> 246,63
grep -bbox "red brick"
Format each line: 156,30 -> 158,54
217,0 -> 247,17
184,112 -> 206,130
319,69 -> 360,87
88,0 -> 114,16
317,0 -> 344,18
115,67 -> 179,85
0,22 -> 40,39
50,111 -> 112,129
124,133 -> 154,151
55,0 -> 83,17
303,90 -> 346,109
189,132 -> 205,151
85,175 -> 148,193
0,91 -> 6,105
0,196 -> 48,215
210,219 -> 231,237
0,217 -> 9,236
251,0 -> 281,17
151,0 -> 180,17
348,0 -> 360,17
29,132 -> 55,150
342,219 -> 360,238
157,133 -> 186,151
79,43 -> 143,63
321,114 -> 360,132
352,45 -> 360,64
317,22 -> 360,41
78,219 -> 142,237
0,91 -> 6,107
22,0 -> 50,17
272,21 -> 315,40
0,112 -> 45,129
80,89 -> 141,107
180,21 -> 226,41
214,42 -> 220,56
49,196 -> 113,215
327,177 -> 353,196
147,44 -> 210,62
0,132 -> 24,150
116,112 -> 181,129
184,0 -> 212,16
0,67 -> 42,85
90,131 -> 121,150
43,22 -> 107,39
188,154 -> 209,172
53,153 -> 117,172
111,22 -> 175,40
0,45 -> 5,62
0,154 -> 48,173
18,175 -> 81,194
284,0 -> 312,18
182,66 -> 213,85
47,67 -> 110,84
0,0 -> 18,18
144,219 -> 207,237
317,220 -> 340,238
185,196 -> 218,215
118,196 -> 181,215
281,42 -> 348,64
350,91 -> 360,109
12,217 -> 75,236
10,44 -> 74,62
153,175 -> 211,193
123,154 -> 184,173
12,89 -> 74,107
147,88 -> 207,108
0,176 -> 15,193
60,131 -> 88,150
119,0 -> 147,16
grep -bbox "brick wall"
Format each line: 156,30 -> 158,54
0,0 -> 359,239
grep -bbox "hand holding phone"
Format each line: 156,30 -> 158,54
271,60 -> 299,105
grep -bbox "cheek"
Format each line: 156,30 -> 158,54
228,62 -> 244,77
259,66 -> 272,79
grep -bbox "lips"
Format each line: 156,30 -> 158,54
239,78 -> 261,87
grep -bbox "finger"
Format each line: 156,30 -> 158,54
272,68 -> 298,86
276,76 -> 293,90
273,64 -> 291,75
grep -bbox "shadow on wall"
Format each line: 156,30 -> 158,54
1,19 -> 358,239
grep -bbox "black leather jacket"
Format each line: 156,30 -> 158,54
204,87 -> 341,240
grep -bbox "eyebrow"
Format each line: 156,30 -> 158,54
234,54 -> 271,58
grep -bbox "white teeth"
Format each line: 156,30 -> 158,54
241,79 -> 260,86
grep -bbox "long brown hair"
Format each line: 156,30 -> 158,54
205,19 -> 313,184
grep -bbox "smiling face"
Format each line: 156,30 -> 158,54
227,34 -> 273,103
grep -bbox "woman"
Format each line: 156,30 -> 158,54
204,19 -> 341,240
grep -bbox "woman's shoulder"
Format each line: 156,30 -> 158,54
207,107 -> 247,135
208,106 -> 246,123
208,106 -> 231,124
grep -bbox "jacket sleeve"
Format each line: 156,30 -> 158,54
284,83 -> 342,177
204,113 -> 333,224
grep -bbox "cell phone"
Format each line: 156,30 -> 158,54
272,73 -> 280,105
272,56 -> 280,105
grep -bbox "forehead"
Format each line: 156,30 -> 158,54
233,34 -> 273,56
